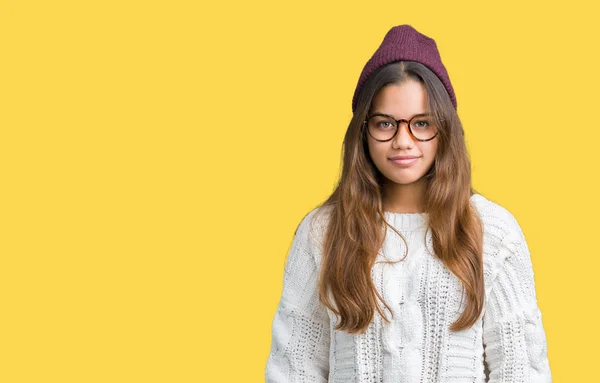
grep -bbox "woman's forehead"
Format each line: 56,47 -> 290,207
371,81 -> 428,116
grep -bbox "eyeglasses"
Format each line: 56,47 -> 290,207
363,113 -> 439,142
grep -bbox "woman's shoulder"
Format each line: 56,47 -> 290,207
470,193 -> 530,289
470,193 -> 525,246
295,204 -> 333,248
285,205 -> 333,270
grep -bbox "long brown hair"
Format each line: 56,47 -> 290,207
310,60 -> 484,334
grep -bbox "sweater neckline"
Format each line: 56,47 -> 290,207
382,193 -> 482,230
383,211 -> 428,230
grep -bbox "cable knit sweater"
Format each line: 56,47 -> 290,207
265,193 -> 552,382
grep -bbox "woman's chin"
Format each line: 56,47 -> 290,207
384,175 -> 426,186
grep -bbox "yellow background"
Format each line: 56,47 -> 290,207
1,0 -> 597,381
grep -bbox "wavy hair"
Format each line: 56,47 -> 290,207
310,60 -> 484,334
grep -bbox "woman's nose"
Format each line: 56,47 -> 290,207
392,122 -> 414,148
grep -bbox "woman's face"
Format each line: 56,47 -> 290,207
366,80 -> 439,188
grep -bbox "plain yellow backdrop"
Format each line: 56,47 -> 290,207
1,0 -> 598,381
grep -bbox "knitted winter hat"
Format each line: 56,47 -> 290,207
351,24 -> 457,113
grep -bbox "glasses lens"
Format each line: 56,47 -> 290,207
367,115 -> 397,141
409,115 -> 438,140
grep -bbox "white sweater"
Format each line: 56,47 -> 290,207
265,193 -> 552,382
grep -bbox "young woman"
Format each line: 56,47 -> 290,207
265,24 -> 552,383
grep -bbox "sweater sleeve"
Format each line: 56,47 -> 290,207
482,215 -> 552,382
265,211 -> 331,383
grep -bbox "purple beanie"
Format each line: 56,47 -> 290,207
352,25 -> 457,113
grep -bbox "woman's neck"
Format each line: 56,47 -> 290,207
382,180 -> 427,213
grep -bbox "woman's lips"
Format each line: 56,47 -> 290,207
389,157 -> 419,166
